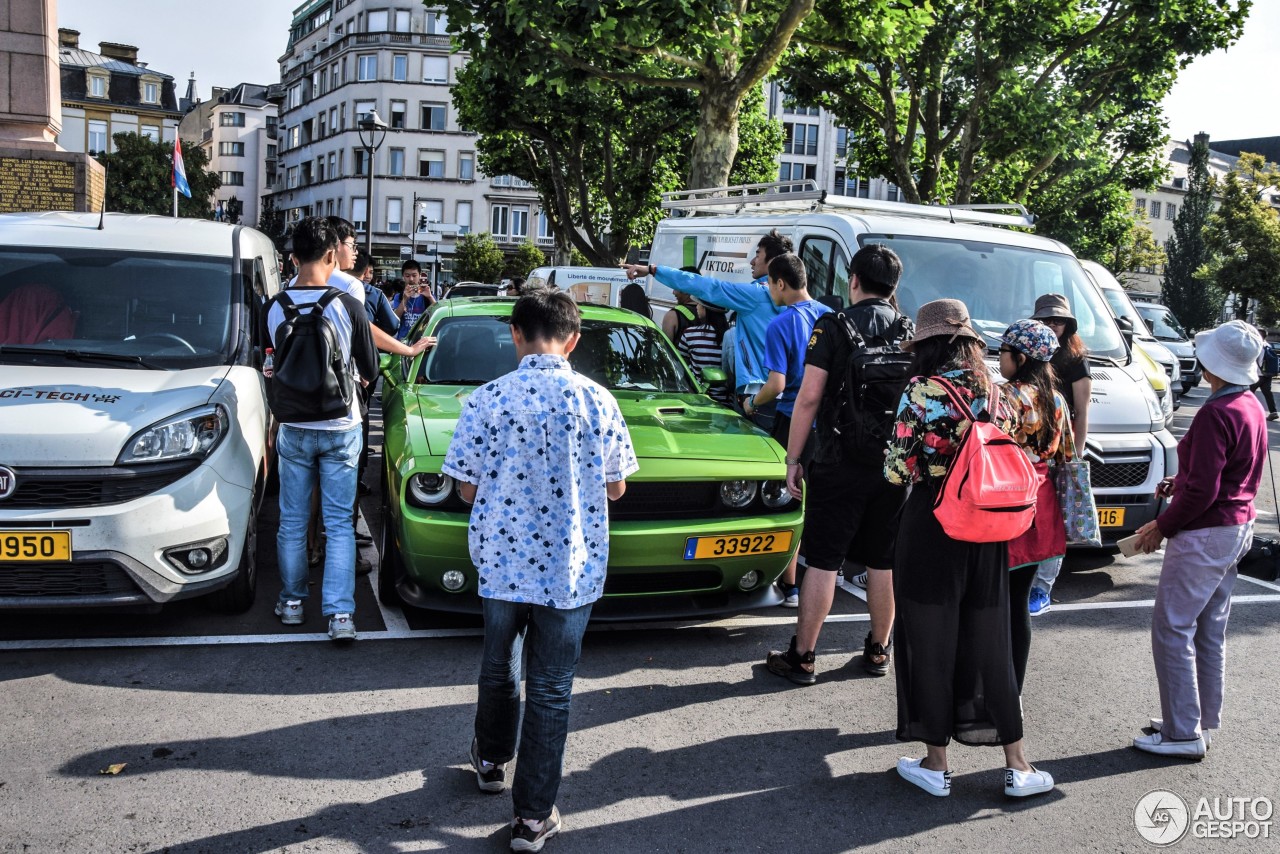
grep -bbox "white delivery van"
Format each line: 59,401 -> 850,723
0,212 -> 280,611
527,265 -> 671,321
646,183 -> 1177,544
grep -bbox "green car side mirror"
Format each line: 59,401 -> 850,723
379,353 -> 397,386
701,367 -> 728,385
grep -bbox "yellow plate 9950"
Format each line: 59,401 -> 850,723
684,531 -> 793,560
0,531 -> 71,562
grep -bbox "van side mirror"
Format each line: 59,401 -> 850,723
1116,316 -> 1135,345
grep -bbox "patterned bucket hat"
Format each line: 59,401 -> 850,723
1001,319 -> 1059,362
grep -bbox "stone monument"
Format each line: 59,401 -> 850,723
0,0 -> 105,213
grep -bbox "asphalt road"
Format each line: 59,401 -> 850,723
2,385 -> 1279,852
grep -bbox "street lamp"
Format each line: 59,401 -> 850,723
357,109 -> 388,258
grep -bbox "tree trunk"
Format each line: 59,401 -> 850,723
553,230 -> 574,266
687,87 -> 741,191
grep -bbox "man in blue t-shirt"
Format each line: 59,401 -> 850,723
743,252 -> 829,605
391,259 -> 435,339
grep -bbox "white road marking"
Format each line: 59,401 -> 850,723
1,593 -> 1277,652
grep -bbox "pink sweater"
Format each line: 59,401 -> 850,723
1157,389 -> 1267,538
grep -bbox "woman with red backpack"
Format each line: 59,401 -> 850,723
884,299 -> 1054,799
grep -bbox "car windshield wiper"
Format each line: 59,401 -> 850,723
1089,353 -> 1124,367
0,345 -> 161,370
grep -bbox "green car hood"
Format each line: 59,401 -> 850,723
409,388 -> 781,463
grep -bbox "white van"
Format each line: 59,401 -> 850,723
527,266 -> 671,321
645,184 -> 1177,544
0,212 -> 280,610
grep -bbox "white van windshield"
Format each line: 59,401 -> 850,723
0,248 -> 234,369
862,234 -> 1127,360
1135,305 -> 1188,342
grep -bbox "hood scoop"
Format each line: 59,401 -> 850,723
657,407 -> 687,416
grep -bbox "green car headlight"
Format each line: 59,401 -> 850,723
720,480 -> 758,509
408,472 -> 455,507
760,480 -> 793,509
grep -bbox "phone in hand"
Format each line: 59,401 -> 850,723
1117,533 -> 1144,558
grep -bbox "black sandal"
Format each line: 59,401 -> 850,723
766,635 -> 816,686
863,632 -> 892,677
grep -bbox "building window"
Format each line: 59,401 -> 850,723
537,210 -> 553,243
781,93 -> 819,116
142,81 -> 158,104
423,56 -> 448,83
352,197 -> 368,232
783,123 -> 818,156
394,9 -> 411,31
1172,177 -> 1186,190
887,184 -> 901,202
354,149 -> 371,176
140,126 -> 160,142
426,10 -> 449,33
319,111 -> 329,138
836,127 -> 849,158
1134,197 -> 1146,215
328,107 -> 337,136
287,83 -> 302,110
328,151 -> 338,178
219,171 -> 245,186
389,148 -> 405,176
389,100 -> 406,129
287,166 -> 299,189
491,204 -> 509,237
355,99 -> 375,125
421,102 -> 446,130
357,55 -> 377,81
459,152 -> 474,180
220,112 -> 246,127
1166,203 -> 1177,220
778,162 -> 816,184
419,149 -> 444,178
317,155 -> 326,182
457,200 -> 472,234
833,169 -> 848,196
1150,200 -> 1161,219
88,74 -> 107,98
392,54 -> 408,81
511,207 -> 529,239
87,119 -> 108,153
366,9 -> 388,31
218,141 -> 245,156
386,198 -> 402,234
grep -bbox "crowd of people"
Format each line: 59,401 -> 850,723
262,218 -> 1269,852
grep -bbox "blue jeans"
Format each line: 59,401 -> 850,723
276,424 -> 362,616
474,597 -> 594,820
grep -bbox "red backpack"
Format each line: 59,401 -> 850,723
931,377 -> 1038,543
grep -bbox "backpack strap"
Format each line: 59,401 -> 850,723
930,375 -> 979,423
274,290 -> 300,320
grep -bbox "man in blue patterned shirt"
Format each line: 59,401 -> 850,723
443,289 -> 638,852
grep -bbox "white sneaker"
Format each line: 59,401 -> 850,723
780,585 -> 799,608
850,571 -> 868,590
274,599 -> 303,626
897,757 -> 951,797
328,613 -> 357,643
1004,765 -> 1054,797
1149,718 -> 1215,748
1133,731 -> 1206,758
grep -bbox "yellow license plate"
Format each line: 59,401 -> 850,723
684,531 -> 794,560
1097,507 -> 1125,528
0,531 -> 71,562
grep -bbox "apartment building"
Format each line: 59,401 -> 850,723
179,82 -> 279,227
55,29 -> 181,154
269,0 -> 547,282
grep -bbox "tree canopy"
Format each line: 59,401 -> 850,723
782,0 -> 1249,252
443,0 -> 817,189
453,232 -> 506,283
1202,152 -> 1280,321
1163,134 -> 1222,331
96,133 -> 220,217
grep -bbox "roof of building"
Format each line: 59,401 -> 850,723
218,83 -> 275,109
58,47 -> 173,79
1211,137 -> 1280,166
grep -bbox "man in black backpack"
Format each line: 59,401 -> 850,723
766,244 -> 912,684
266,217 -> 378,643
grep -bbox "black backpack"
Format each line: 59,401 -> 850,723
817,310 -> 914,465
267,289 -> 354,423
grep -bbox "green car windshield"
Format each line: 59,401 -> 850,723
421,315 -> 697,393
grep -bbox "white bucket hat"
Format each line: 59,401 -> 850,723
1194,320 -> 1263,386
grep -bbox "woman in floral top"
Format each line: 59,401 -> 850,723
997,319 -> 1072,694
884,299 -> 1054,800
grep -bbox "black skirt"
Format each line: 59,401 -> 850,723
893,482 -> 1024,747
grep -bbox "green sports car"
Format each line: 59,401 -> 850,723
377,297 -> 804,620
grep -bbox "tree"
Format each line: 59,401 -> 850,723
1105,219 -> 1165,287
257,195 -> 288,256
453,232 -> 506,283
444,0 -> 819,189
1202,152 -> 1280,320
225,195 -> 243,225
1163,134 -> 1223,331
509,241 -> 548,278
96,133 -> 220,217
782,0 -> 1248,219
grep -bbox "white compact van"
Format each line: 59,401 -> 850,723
645,184 -> 1177,543
0,212 -> 280,610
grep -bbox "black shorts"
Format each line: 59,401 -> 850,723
771,412 -> 815,466
802,458 -> 906,571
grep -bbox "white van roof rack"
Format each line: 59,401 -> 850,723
661,182 -> 1036,228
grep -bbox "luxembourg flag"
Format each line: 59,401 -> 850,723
172,137 -> 192,198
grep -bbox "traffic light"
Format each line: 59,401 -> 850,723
418,215 -> 428,232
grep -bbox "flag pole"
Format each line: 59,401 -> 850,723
173,185 -> 178,218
